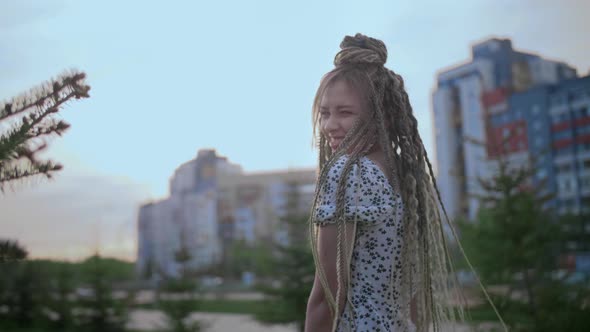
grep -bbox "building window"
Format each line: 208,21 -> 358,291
571,89 -> 586,102
553,130 -> 573,140
561,113 -> 570,122
578,124 -> 590,136
581,143 -> 590,151
562,198 -> 572,206
532,105 -> 541,115
551,95 -> 566,106
557,164 -> 572,173
557,146 -> 574,155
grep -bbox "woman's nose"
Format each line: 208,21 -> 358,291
323,116 -> 339,132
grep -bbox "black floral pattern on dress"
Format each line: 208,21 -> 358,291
313,155 -> 414,332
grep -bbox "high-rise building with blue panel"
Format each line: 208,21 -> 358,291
434,38 -> 590,272
433,38 -> 578,221
486,76 -> 590,215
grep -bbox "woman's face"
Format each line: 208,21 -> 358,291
319,79 -> 366,152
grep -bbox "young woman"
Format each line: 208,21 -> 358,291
304,34 -> 468,332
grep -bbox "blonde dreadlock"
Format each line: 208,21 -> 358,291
309,33 -> 507,332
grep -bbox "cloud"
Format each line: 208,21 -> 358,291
0,168 -> 152,261
0,1 -> 67,29
0,1 -> 72,95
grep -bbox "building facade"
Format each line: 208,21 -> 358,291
486,75 -> 590,215
136,149 -> 317,278
433,38 -> 578,221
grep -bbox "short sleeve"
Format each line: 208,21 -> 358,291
312,156 -> 396,226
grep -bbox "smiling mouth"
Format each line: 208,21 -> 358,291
329,139 -> 342,149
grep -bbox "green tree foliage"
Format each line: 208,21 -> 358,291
0,239 -> 136,331
255,182 -> 314,332
224,239 -> 274,279
76,254 -> 130,332
0,240 -> 49,329
47,264 -> 76,331
77,256 -> 136,284
458,156 -> 590,331
0,239 -> 28,262
158,243 -> 206,332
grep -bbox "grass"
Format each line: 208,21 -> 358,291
136,298 -> 266,315
197,299 -> 266,314
464,306 -> 503,322
0,322 -> 144,332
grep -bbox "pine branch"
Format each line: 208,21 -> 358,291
0,91 -> 76,161
0,70 -> 89,121
0,70 -> 90,192
0,160 -> 62,192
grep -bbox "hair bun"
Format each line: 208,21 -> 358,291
334,33 -> 387,67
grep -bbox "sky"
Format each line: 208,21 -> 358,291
1,0 -> 589,261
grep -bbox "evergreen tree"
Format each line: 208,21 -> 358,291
158,238 -> 205,332
255,181 -> 314,332
224,239 -> 274,279
458,154 -> 590,331
47,264 -> 77,331
0,239 -> 24,323
76,254 -> 129,332
0,239 -> 28,262
0,240 -> 50,329
0,70 -> 90,192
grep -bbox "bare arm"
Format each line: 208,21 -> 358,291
305,222 -> 355,332
305,273 -> 332,332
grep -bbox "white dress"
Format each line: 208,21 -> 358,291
313,155 -> 415,332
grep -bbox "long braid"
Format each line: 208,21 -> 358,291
394,71 -> 460,329
392,71 -> 438,328
396,67 -> 499,327
380,64 -> 440,329
394,69 -> 469,325
384,71 -> 429,328
369,69 -> 429,330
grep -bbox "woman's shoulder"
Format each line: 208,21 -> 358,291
321,155 -> 372,191
313,155 -> 400,225
322,154 -> 390,189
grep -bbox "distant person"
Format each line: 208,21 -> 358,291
304,33 -> 471,332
